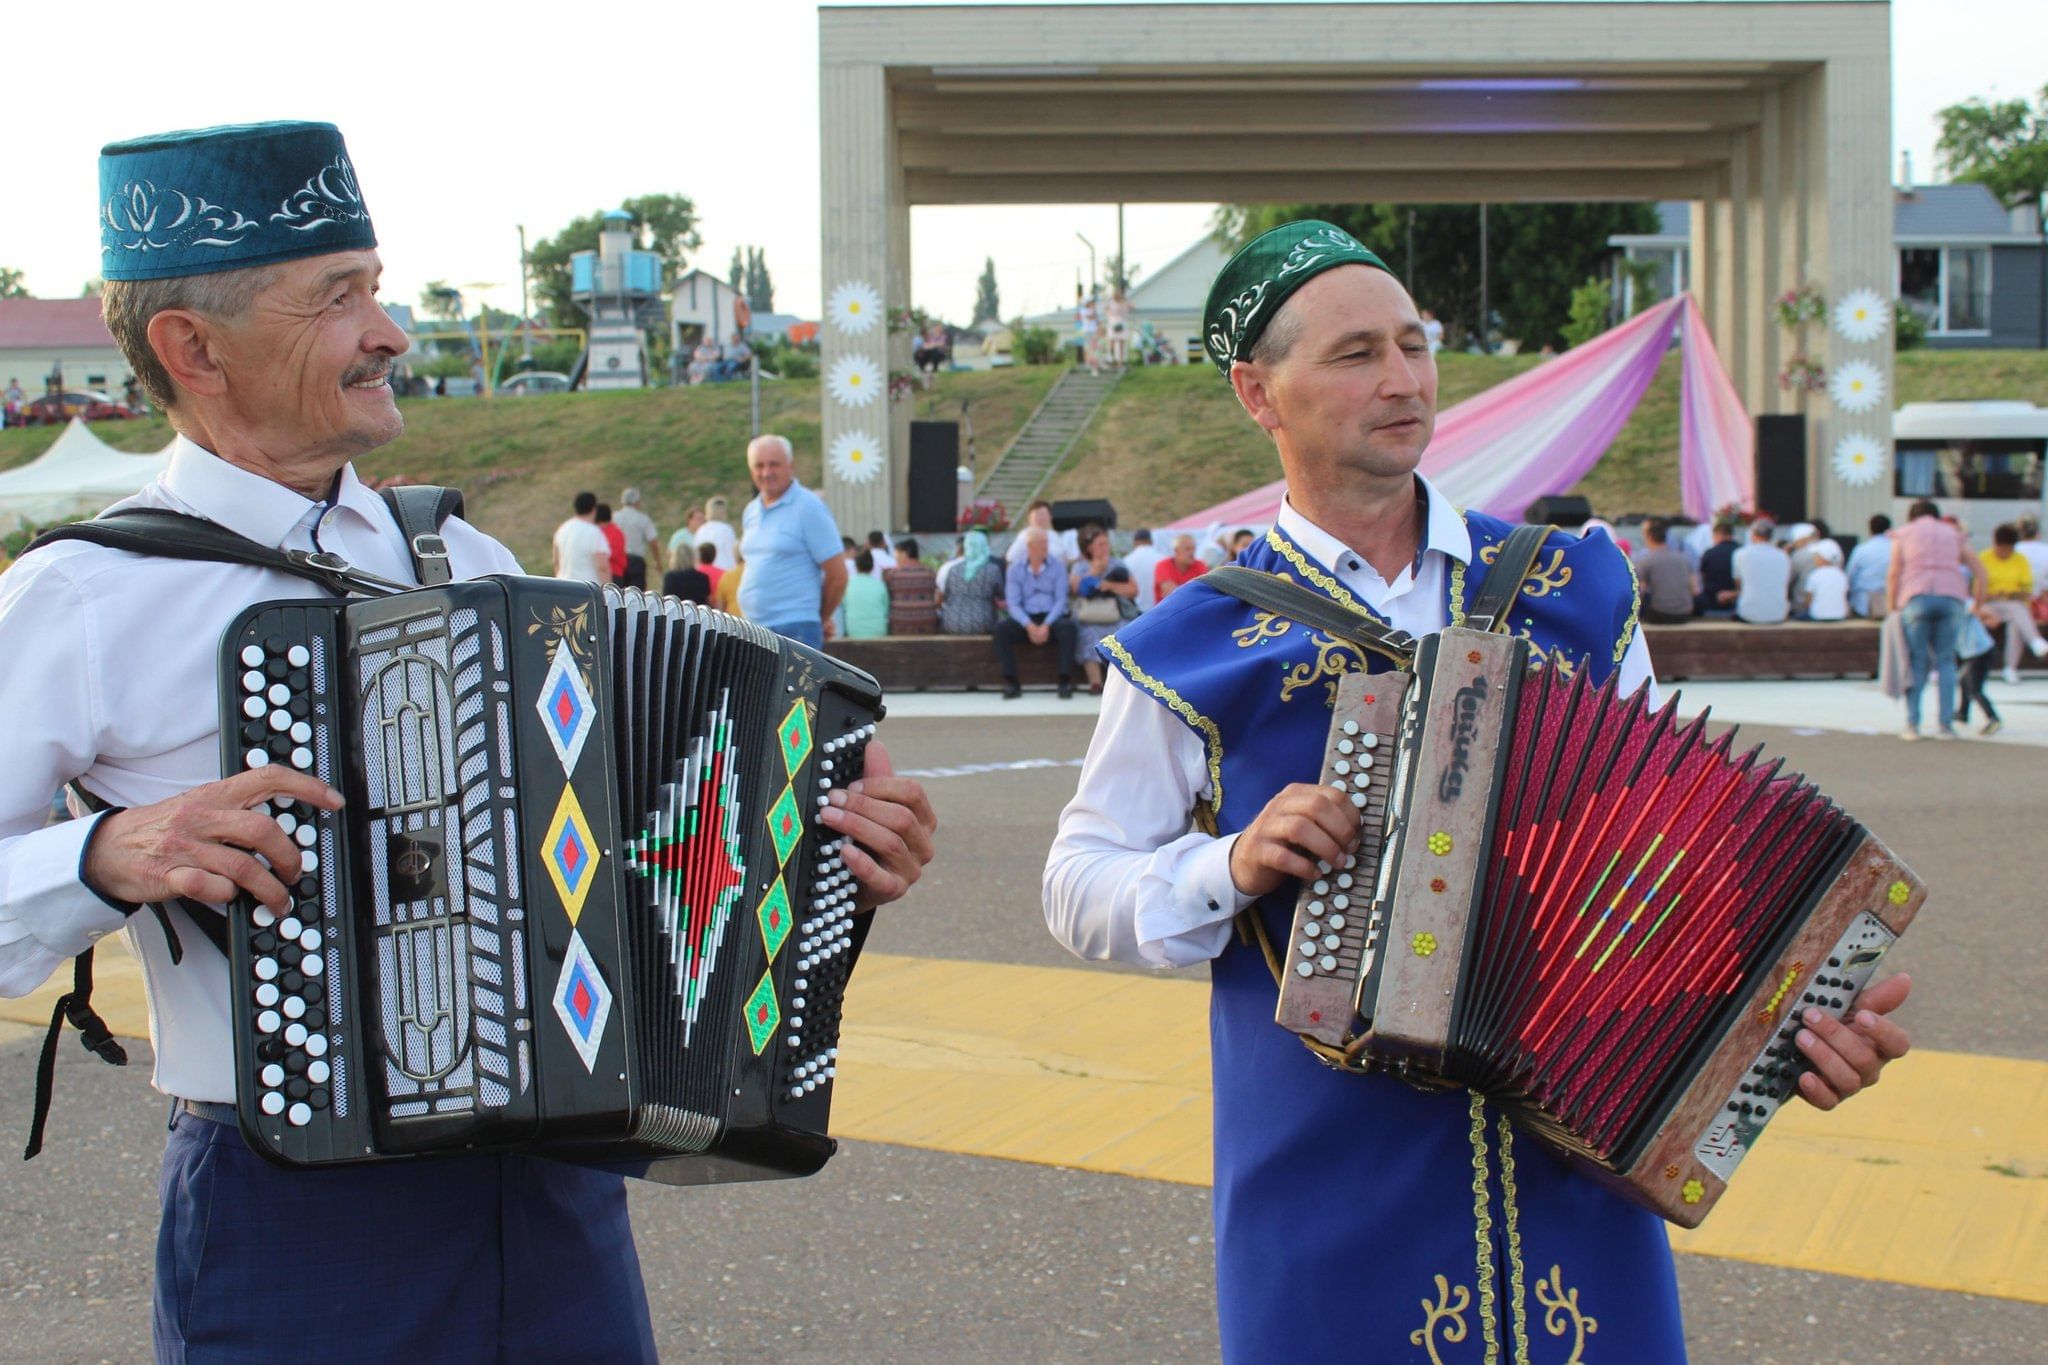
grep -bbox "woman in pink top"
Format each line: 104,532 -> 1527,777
1887,499 -> 1984,739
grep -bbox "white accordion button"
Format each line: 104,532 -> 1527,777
1328,915 -> 1347,932
290,747 -> 313,770
241,670 -> 265,693
301,851 -> 319,874
296,826 -> 317,848
1350,792 -> 1368,808
279,917 -> 302,939
287,1102 -> 311,1127
1312,880 -> 1329,895
287,645 -> 310,667
1362,734 -> 1380,750
290,722 -> 312,744
303,953 -> 324,977
261,1064 -> 285,1087
252,906 -> 276,928
1333,759 -> 1351,775
241,646 -> 265,667
301,928 -> 323,952
1298,940 -> 1316,957
304,1034 -> 328,1058
266,683 -> 290,706
1342,721 -> 1360,736
256,1009 -> 281,1034
276,812 -> 298,835
246,749 -> 270,769
243,696 -> 267,719
282,997 -> 306,1020
307,1060 -> 330,1084
1296,961 -> 1314,977
283,1022 -> 308,1047
269,711 -> 291,732
1320,955 -> 1337,972
1337,873 -> 1353,889
1307,901 -> 1324,918
260,1091 -> 285,1116
1336,739 -> 1355,755
254,957 -> 278,981
254,982 -> 280,1007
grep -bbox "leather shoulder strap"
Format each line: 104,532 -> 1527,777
1204,565 -> 1416,666
24,508 -> 409,598
1464,522 -> 1558,635
377,485 -> 465,587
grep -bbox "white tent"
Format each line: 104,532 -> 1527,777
0,419 -> 171,532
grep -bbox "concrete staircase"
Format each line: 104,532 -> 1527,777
973,367 -> 1121,512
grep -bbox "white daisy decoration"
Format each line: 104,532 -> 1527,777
825,353 -> 883,408
827,280 -> 882,335
828,429 -> 883,484
1828,358 -> 1885,414
1832,288 -> 1889,344
1831,431 -> 1888,487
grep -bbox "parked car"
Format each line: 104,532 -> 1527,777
499,371 -> 573,396
21,391 -> 137,424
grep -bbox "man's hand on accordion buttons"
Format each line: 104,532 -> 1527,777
818,741 -> 937,913
1228,782 -> 1361,899
1794,972 -> 1912,1111
84,768 -> 346,914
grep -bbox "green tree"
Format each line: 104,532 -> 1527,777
526,194 -> 702,327
1561,277 -> 1613,349
0,267 -> 26,300
972,257 -> 1001,326
1937,87 -> 2048,217
1212,202 -> 1659,352
1104,253 -> 1140,293
419,281 -> 465,322
729,247 -> 745,295
744,247 -> 775,312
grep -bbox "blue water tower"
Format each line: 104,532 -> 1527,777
570,209 -> 669,390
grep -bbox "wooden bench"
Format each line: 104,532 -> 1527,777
825,619 -> 1945,691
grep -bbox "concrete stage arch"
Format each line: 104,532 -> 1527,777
819,1 -> 1891,532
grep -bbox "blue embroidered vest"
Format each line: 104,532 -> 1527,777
1102,513 -> 1688,1364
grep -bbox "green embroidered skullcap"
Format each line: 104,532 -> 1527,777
99,121 -> 376,282
1202,219 -> 1391,377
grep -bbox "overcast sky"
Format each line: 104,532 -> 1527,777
2,0 -> 2040,327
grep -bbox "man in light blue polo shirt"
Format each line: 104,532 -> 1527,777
737,434 -> 848,648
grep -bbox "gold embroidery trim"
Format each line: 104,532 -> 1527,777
1448,555 -> 1469,629
1264,529 -> 1374,616
1410,1274 -> 1474,1365
1535,1265 -> 1600,1363
1278,633 -> 1369,705
1100,636 -> 1224,814
1521,548 -> 1574,597
1497,1115 -> 1531,1365
1468,1091 -> 1501,1365
1231,609 -> 1291,649
1612,543 -> 1642,667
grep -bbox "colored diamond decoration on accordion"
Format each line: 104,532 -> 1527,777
1412,931 -> 1437,957
551,931 -> 612,1072
777,701 -> 813,777
535,641 -> 597,776
743,969 -> 781,1055
543,785 -> 602,925
1427,831 -> 1453,857
757,875 -> 792,961
1681,1177 -> 1705,1205
1887,879 -> 1911,906
766,784 -> 804,867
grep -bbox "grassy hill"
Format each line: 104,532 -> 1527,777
4,350 -> 2045,559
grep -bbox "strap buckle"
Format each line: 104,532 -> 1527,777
411,533 -> 450,563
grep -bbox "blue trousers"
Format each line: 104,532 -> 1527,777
765,619 -> 825,650
155,1109 -> 656,1364
1901,593 -> 1966,731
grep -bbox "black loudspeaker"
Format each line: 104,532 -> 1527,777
1755,415 -> 1808,524
1524,494 -> 1592,528
1051,498 -> 1117,532
907,421 -> 960,534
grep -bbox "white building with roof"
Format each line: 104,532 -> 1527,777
0,299 -> 132,397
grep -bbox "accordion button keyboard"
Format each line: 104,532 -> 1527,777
260,1091 -> 285,1116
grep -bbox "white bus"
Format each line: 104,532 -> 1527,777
1892,401 -> 2048,540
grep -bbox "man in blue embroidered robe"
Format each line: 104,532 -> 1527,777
1042,220 -> 1914,1362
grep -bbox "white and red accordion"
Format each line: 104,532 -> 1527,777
215,577 -> 881,1182
1274,626 -> 1924,1226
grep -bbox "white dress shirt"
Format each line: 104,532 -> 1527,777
1123,543 -> 1164,610
0,435 -> 522,1101
697,518 -> 738,571
1044,479 -> 1654,971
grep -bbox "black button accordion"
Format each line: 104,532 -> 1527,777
1273,626 -> 1925,1226
215,577 -> 883,1182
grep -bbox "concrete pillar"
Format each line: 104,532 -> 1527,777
1812,51 -> 1895,533
819,62 -> 901,537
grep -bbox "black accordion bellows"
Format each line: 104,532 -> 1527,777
217,577 -> 882,1183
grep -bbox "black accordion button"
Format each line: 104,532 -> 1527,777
289,697 -> 310,719
252,932 -> 278,953
264,635 -> 288,655
285,1077 -> 310,1100
281,970 -> 306,993
287,670 -> 309,691
266,659 -> 288,680
309,1087 -> 330,1110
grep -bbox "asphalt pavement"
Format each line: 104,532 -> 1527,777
2,695 -> 2044,1363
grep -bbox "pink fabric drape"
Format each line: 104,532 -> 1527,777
1166,294 -> 1753,531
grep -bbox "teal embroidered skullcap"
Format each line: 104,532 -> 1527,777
99,121 -> 376,282
1202,219 -> 1391,377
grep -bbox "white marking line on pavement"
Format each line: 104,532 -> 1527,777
1666,676 -> 2048,745
896,758 -> 1086,780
